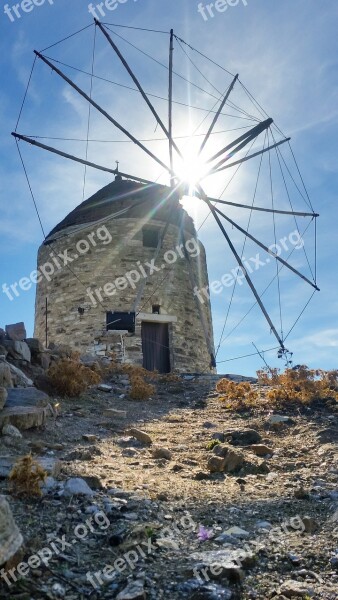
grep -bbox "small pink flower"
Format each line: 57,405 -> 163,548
197,525 -> 213,541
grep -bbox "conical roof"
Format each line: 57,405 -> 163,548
46,178 -> 195,239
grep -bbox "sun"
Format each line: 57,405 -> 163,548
175,151 -> 209,192
174,146 -> 211,220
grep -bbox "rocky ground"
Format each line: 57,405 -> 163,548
0,375 -> 337,600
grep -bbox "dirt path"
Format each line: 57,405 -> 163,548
0,379 -> 337,599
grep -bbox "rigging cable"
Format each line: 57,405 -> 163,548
273,142 -> 312,208
82,24 -> 97,200
104,25 -> 260,122
14,139 -> 116,314
175,37 -> 258,123
15,56 -> 37,132
238,80 -> 287,140
40,24 -> 95,52
174,36 -> 270,124
176,36 -> 260,123
41,24 -> 284,137
288,141 -> 315,212
270,129 -> 316,282
22,126 -> 253,144
101,23 -> 169,34
216,346 -> 280,365
216,217 -> 316,351
284,291 -> 317,342
215,131 -> 268,356
173,35 -> 235,77
174,37 -> 222,97
174,38 -> 260,125
15,140 -> 46,238
40,57 -> 255,122
268,129 -> 284,341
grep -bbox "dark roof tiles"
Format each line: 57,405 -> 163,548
47,178 -> 195,239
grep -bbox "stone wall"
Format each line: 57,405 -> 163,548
34,212 -> 215,373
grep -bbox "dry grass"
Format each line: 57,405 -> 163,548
9,455 -> 47,497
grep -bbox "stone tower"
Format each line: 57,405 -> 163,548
34,177 -> 215,373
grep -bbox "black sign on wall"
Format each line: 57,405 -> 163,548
106,312 -> 136,333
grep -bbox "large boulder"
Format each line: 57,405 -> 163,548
0,345 -> 8,359
207,455 -> 225,473
5,322 -> 26,342
4,387 -> 50,408
210,445 -> 245,473
278,580 -> 314,598
26,338 -> 44,353
0,361 -> 13,388
0,406 -> 48,430
212,444 -> 268,475
34,352 -> 51,370
225,429 -> 262,447
7,362 -> 33,387
0,387 -> 8,410
26,339 -> 50,370
0,496 -> 23,566
2,341 -> 31,362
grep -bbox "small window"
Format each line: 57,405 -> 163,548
152,304 -> 161,314
143,226 -> 159,248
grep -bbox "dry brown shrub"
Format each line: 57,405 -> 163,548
101,352 -> 124,375
48,358 -> 101,397
257,368 -> 280,386
160,372 -> 180,383
259,366 -> 338,406
129,375 -> 156,400
9,455 -> 47,497
116,363 -> 157,400
122,363 -> 158,380
216,378 -> 259,409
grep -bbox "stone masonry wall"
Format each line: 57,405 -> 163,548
34,214 -> 214,373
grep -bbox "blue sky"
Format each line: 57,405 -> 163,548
0,0 -> 337,375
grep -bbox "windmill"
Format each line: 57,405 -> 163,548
12,20 -> 319,371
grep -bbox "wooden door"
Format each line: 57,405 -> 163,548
141,322 -> 170,374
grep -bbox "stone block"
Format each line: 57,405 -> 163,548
5,323 -> 27,342
103,408 -> 127,419
26,338 -> 44,353
7,363 -> 33,387
2,341 -> 31,362
37,353 -> 51,370
14,342 -> 31,362
0,406 -> 47,430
